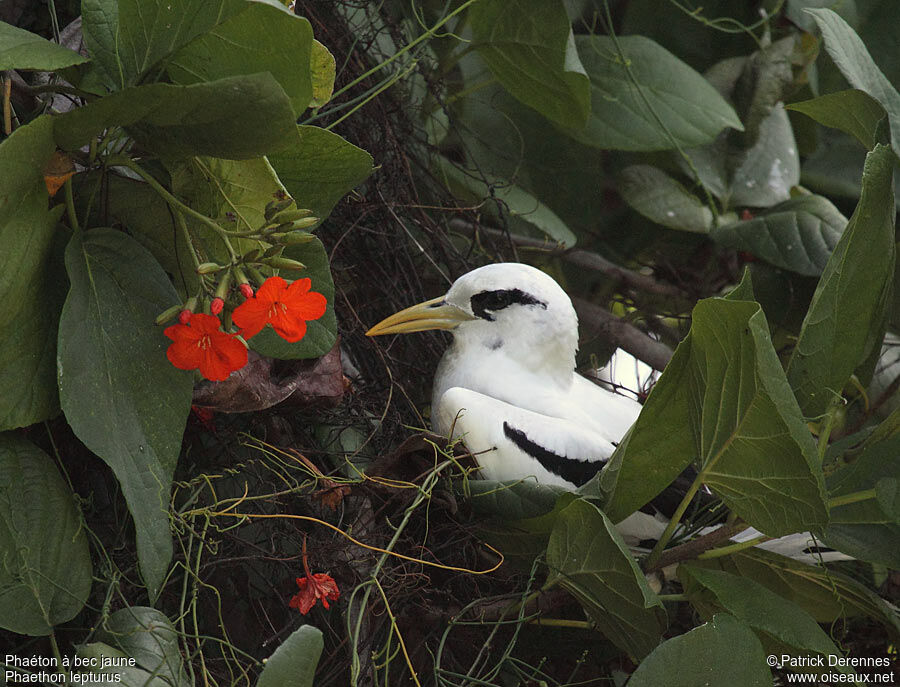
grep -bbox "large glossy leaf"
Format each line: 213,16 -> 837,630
571,35 -> 743,151
58,229 -> 193,599
787,144 -> 896,418
546,498 -> 663,659
81,0 -> 293,88
94,607 -> 191,687
679,566 -> 851,673
167,3 -> 314,115
601,298 -> 828,536
53,73 -> 296,160
0,21 -> 88,70
0,435 -> 92,636
808,8 -> 900,161
689,547 -> 900,637
308,40 -> 336,109
618,165 -> 714,233
257,625 -> 324,687
247,237 -> 338,360
628,614 -> 771,687
268,125 -> 374,219
787,89 -> 887,150
0,115 -> 64,430
711,195 -> 847,276
470,0 -> 590,129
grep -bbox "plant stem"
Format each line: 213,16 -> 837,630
657,593 -> 689,602
108,155 -> 237,262
829,488 -> 878,509
330,0 -> 481,101
696,535 -> 769,560
64,176 -> 79,232
528,618 -> 592,630
643,474 -> 703,571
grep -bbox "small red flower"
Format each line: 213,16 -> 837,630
288,573 -> 340,614
210,297 -> 224,315
239,283 -> 254,299
232,276 -> 327,342
178,309 -> 192,325
164,312 -> 247,381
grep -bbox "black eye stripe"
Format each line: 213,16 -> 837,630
470,289 -> 546,321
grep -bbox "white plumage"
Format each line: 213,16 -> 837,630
367,262 -> 845,563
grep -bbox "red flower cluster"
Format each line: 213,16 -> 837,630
288,573 -> 340,614
163,276 -> 327,382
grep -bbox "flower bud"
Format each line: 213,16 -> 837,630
178,309 -> 192,324
270,208 -> 314,224
264,256 -> 307,271
289,217 -> 319,230
279,231 -> 316,244
263,245 -> 285,259
210,297 -> 224,315
197,262 -> 223,275
239,283 -> 254,299
155,303 -> 183,325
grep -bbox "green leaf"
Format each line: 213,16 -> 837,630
81,0 -> 294,88
628,613 -> 772,687
167,3 -> 314,115
257,625 -> 324,687
95,607 -> 190,687
77,642 -> 173,687
571,34 -> 743,151
53,73 -> 297,160
247,238 -> 338,360
436,156 -> 578,246
807,8 -> 900,161
168,155 -> 288,263
787,89 -> 887,150
727,104 -> 800,207
58,228 -> 193,599
787,144 -> 896,418
0,21 -> 89,71
269,125 -> 374,219
617,165 -> 713,233
688,546 -> 900,635
711,195 -> 848,276
466,480 -> 570,520
81,172 -> 200,299
546,498 -> 663,659
822,429 -> 900,567
470,0 -> 590,129
602,298 -> 828,536
309,40 -> 336,109
0,434 -> 92,636
679,566 -> 850,671
0,115 -> 65,430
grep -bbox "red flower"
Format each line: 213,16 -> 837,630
288,573 -> 340,614
232,276 -> 326,342
210,297 -> 224,315
164,312 -> 247,381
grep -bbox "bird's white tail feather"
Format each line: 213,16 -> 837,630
731,528 -> 852,564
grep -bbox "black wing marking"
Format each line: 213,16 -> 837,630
502,421 -> 602,487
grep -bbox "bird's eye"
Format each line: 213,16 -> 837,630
470,289 -> 546,321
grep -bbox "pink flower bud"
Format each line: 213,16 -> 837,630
239,283 -> 254,299
210,297 -> 224,315
178,309 -> 192,325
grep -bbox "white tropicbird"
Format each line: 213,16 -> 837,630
367,262 -> 844,563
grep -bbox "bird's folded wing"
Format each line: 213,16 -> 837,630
435,386 -> 616,489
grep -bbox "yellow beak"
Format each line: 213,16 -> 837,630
366,296 -> 475,336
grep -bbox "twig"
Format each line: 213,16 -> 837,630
573,297 -> 674,372
644,522 -> 748,573
448,218 -> 689,300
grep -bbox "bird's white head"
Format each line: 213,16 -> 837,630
367,263 -> 579,377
